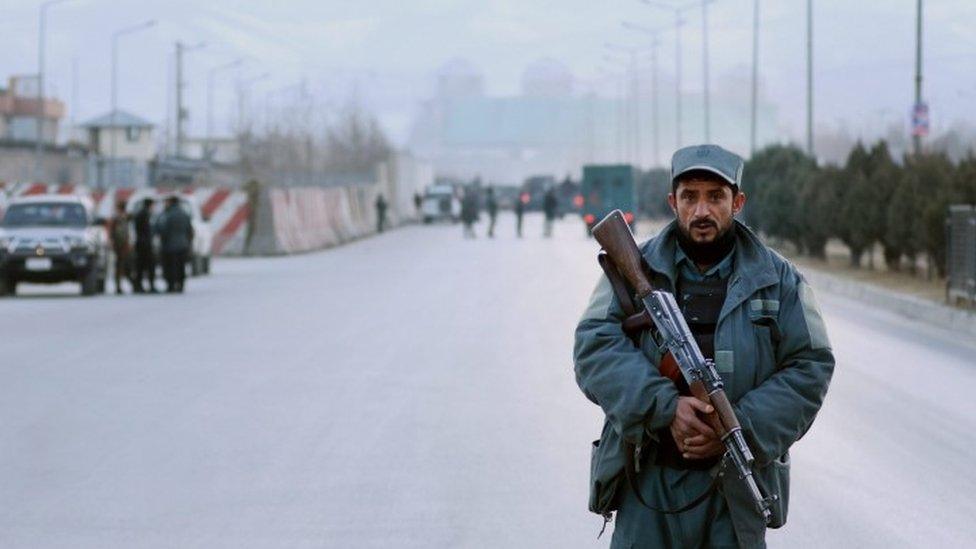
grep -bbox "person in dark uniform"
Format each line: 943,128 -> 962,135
131,197 -> 157,293
543,187 -> 558,237
375,193 -> 388,233
156,195 -> 194,293
574,145 -> 834,548
460,188 -> 479,239
486,186 -> 498,238
108,201 -> 132,294
514,193 -> 525,238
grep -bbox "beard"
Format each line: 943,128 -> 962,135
675,217 -> 737,267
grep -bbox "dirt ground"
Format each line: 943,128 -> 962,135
633,219 -> 967,310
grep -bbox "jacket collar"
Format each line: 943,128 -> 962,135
642,219 -> 779,321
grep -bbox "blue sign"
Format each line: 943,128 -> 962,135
912,102 -> 929,137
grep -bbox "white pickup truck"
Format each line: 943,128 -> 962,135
0,195 -> 109,296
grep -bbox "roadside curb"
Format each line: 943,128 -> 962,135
801,267 -> 976,340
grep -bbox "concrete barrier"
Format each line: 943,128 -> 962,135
803,268 -> 976,339
247,183 -> 391,255
0,166 -> 426,258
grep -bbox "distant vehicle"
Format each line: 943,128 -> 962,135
421,185 -> 461,223
126,192 -> 212,276
0,195 -> 109,296
521,175 -> 556,211
581,164 -> 638,233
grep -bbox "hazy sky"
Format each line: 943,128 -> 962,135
2,0 -> 975,149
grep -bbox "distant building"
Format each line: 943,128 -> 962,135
409,59 -> 780,183
81,110 -> 156,188
0,141 -> 88,185
0,75 -> 65,144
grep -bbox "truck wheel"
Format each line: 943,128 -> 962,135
81,269 -> 99,296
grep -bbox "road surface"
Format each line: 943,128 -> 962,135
2,213 -> 974,547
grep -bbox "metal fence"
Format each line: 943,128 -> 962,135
947,205 -> 976,306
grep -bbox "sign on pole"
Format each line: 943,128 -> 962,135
911,102 -> 930,137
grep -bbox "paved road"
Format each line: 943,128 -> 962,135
1,213 -> 974,548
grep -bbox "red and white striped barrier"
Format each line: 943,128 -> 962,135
0,180 -> 404,256
0,183 -> 251,256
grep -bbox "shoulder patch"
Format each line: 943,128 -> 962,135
580,276 -> 614,322
799,281 -> 831,350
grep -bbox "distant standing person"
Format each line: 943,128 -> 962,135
108,201 -> 132,294
543,187 -> 558,238
156,196 -> 194,293
132,197 -> 157,293
514,194 -> 524,238
375,193 -> 388,233
460,188 -> 479,238
413,192 -> 423,219
486,187 -> 498,238
244,178 -> 262,256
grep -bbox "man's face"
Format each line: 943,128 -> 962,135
667,177 -> 746,244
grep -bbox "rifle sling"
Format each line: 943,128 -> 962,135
596,252 -> 717,516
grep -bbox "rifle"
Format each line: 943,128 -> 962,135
592,209 -> 776,524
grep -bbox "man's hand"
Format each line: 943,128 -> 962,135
669,396 -> 725,460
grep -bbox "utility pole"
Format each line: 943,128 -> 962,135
35,0 -> 72,182
71,56 -> 78,140
175,41 -> 205,158
702,0 -> 712,143
913,0 -> 924,156
176,43 -> 185,158
206,59 -> 244,180
643,1 -> 696,150
623,21 -> 666,166
750,0 -> 760,155
109,20 -> 156,188
605,44 -> 643,166
806,0 -> 814,157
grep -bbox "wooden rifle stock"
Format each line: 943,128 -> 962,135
591,210 -> 654,298
593,210 -> 726,436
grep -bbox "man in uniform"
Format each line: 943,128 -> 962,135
543,186 -> 557,237
375,193 -> 388,233
574,144 -> 834,548
486,186 -> 498,238
131,197 -> 157,293
514,192 -> 525,238
156,195 -> 194,293
108,201 -> 132,294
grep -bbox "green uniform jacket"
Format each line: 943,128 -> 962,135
574,220 -> 834,545
156,206 -> 194,254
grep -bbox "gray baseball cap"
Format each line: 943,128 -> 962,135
671,144 -> 744,189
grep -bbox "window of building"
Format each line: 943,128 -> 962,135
126,126 -> 141,142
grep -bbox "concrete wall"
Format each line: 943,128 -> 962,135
0,143 -> 88,184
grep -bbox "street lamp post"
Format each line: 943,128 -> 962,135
701,0 -> 715,142
605,44 -> 643,166
175,41 -> 206,158
35,0 -> 72,183
109,19 -> 156,188
806,0 -> 814,157
206,59 -> 244,179
643,0 -> 698,150
623,21 -> 667,167
750,0 -> 760,155
236,72 -> 270,134
913,0 -> 924,156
